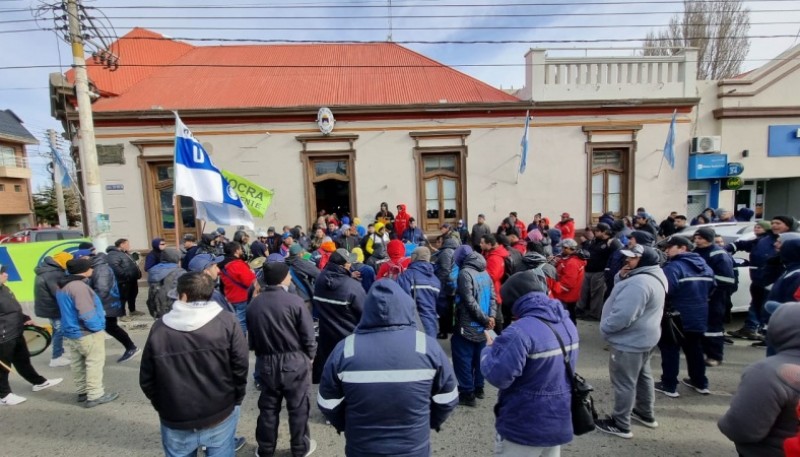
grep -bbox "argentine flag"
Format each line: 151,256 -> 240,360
174,114 -> 253,228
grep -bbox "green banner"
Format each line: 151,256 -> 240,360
221,170 -> 274,218
0,238 -> 89,302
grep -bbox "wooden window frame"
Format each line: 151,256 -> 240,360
414,147 -> 468,233
586,142 -> 635,223
299,149 -> 358,230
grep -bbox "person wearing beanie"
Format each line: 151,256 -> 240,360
56,258 -> 119,408
727,216 -> 795,341
596,246 -> 667,439
452,244 -> 497,407
34,252 -> 73,367
0,264 -> 63,406
397,247 -> 441,338
313,238 -> 337,270
377,239 -> 410,280
106,238 -> 144,318
140,272 -> 249,455
481,269 -> 579,454
246,262 -> 318,456
311,247 -> 366,384
692,229 -> 736,367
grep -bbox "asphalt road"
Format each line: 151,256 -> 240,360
4,296 -> 761,457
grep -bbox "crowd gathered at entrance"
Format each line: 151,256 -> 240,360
1,201 -> 800,457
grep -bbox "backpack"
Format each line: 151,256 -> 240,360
503,249 -> 522,283
383,260 -> 406,281
447,264 -> 460,297
146,268 -> 186,318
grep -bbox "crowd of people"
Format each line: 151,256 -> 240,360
1,201 -> 799,457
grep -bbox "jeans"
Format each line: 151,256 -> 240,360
49,318 -> 64,359
232,302 -> 247,337
451,332 -> 485,394
161,406 -> 240,457
658,331 -> 706,391
65,332 -> 106,400
608,348 -> 655,431
744,283 -> 768,331
0,336 -> 47,397
495,435 -> 561,457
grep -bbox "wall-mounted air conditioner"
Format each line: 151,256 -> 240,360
691,136 -> 722,154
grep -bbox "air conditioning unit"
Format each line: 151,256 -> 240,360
691,136 -> 722,154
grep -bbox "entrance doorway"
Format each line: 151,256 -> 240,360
314,179 -> 351,219
301,152 -> 357,228
144,161 -> 201,245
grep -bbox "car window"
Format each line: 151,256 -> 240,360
61,232 -> 83,240
36,232 -> 60,242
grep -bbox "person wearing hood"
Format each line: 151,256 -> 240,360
313,237 -> 337,270
555,212 -> 576,240
106,238 -> 144,318
34,252 -> 73,368
374,202 -> 395,225
658,211 -> 679,238
393,204 -> 411,240
596,245 -> 667,439
599,211 -> 616,227
552,239 -> 587,324
247,263 -> 317,457
365,222 -> 390,255
480,234 -> 509,332
311,249 -> 366,384
196,233 -> 218,256
377,239 -> 411,279
57,258 -> 118,408
481,269 -> 579,455
285,244 -> 321,312
336,224 -> 360,252
452,245 -> 497,407
140,272 -> 249,456
1,264 -> 63,406
735,207 -> 755,222
548,228 -> 562,256
633,213 -> 658,237
251,231 -> 269,259
718,302 -> 800,457
655,236 -> 714,399
522,241 -> 559,293
762,238 -> 800,356
76,245 -> 140,364
218,241 -> 257,337
317,280 -> 458,457
397,247 -> 441,338
144,237 -> 166,272
433,235 -> 460,339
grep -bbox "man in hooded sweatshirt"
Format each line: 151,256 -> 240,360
218,241 -> 257,336
481,269 -> 579,456
377,239 -> 411,280
718,302 -> 800,457
433,235 -> 460,339
106,238 -> 143,318
311,249 -> 366,384
144,237 -> 166,272
452,245 -> 497,407
762,238 -> 800,356
596,245 -> 667,439
317,280 -> 458,457
397,247 -> 441,338
34,251 -> 73,367
481,234 -> 509,332
140,272 -> 248,456
394,204 -> 411,240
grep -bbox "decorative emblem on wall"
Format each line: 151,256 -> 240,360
317,107 -> 335,135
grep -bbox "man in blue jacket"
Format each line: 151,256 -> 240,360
317,280 -> 458,457
763,237 -> 800,356
397,247 -> 441,338
481,269 -> 578,455
656,236 -> 714,398
692,228 -> 736,367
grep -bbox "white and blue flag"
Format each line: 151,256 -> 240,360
51,146 -> 73,188
174,114 -> 253,228
663,110 -> 677,170
519,111 -> 530,175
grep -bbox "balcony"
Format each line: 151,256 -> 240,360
0,155 -> 32,179
520,49 -> 698,103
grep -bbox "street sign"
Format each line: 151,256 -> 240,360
727,162 -> 744,176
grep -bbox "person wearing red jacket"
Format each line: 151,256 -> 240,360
480,234 -> 509,331
218,241 -> 257,336
552,239 -> 586,324
556,212 -> 576,240
393,204 -> 411,240
508,212 -> 528,240
377,239 -> 411,279
507,231 -> 527,256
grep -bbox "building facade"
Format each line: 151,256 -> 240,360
0,110 -> 36,233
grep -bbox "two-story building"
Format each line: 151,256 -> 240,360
52,28 -> 699,249
0,110 -> 36,233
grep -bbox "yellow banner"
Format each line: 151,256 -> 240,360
1,239 -> 89,302
221,170 -> 274,218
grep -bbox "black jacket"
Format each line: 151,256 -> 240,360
0,285 -> 28,344
140,302 -> 248,430
434,237 -> 460,297
585,237 -> 623,273
106,247 -> 142,284
88,253 -> 124,318
34,257 -> 66,319
246,285 -> 317,360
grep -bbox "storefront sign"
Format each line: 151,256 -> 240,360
0,239 -> 88,302
688,154 -> 728,180
727,162 -> 744,176
723,177 -> 744,190
767,125 -> 800,157
220,170 -> 274,218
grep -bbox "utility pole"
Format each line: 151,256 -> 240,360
48,129 -> 68,228
66,0 -> 108,250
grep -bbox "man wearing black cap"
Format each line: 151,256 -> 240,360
311,248 -> 366,384
655,236 -> 714,399
57,258 -> 119,407
248,263 -> 317,457
693,228 -> 735,367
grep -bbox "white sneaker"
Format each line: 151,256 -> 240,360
32,378 -> 63,392
305,438 -> 317,456
1,393 -> 27,405
49,356 -> 71,367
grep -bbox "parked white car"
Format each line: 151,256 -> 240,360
675,222 -> 756,313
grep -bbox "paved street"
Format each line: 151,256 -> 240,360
4,294 -> 760,457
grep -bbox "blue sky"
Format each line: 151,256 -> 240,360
1,0 -> 798,190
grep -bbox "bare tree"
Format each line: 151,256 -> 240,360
643,0 -> 750,80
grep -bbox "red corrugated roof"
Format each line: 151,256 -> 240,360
85,28 -> 518,112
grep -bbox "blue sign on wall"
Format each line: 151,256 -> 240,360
688,154 -> 728,180
768,125 -> 800,157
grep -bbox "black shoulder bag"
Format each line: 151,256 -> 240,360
535,317 -> 597,435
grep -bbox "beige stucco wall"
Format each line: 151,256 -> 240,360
94,112 -> 689,250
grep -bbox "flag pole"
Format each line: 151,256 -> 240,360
173,112 -> 181,250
